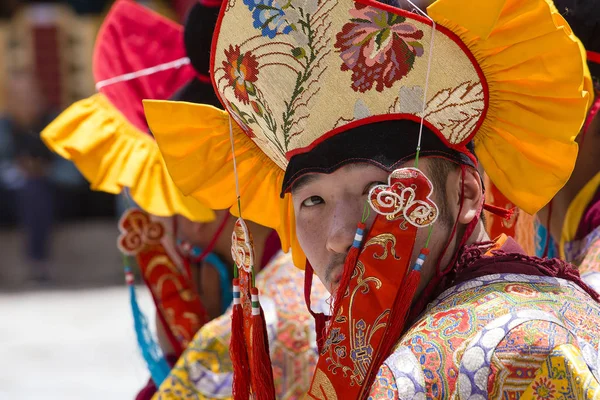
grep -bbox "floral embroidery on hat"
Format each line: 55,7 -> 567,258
244,0 -> 293,38
335,4 -> 424,92
223,45 -> 260,105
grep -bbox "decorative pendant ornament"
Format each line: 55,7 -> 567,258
227,114 -> 276,400
231,218 -> 255,274
230,218 -> 276,400
368,167 -> 439,227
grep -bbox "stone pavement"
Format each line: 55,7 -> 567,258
0,287 -> 155,400
0,220 -> 158,399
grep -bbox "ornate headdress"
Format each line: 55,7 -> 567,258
144,0 -> 591,397
42,0 -> 215,222
41,0 -> 226,387
145,0 -> 590,269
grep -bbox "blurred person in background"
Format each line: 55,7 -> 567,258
2,72 -> 57,282
536,0 -> 600,291
42,2 -> 327,399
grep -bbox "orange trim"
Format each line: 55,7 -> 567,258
485,234 -> 508,255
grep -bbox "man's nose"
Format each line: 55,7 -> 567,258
325,200 -> 361,255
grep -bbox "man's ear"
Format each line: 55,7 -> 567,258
457,166 -> 483,225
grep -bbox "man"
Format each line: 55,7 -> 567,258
3,72 -> 56,282
42,1 -> 326,399
146,0 -> 600,397
536,0 -> 600,292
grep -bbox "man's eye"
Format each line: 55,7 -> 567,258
302,196 -> 324,207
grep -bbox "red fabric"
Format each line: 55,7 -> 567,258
118,210 -> 208,357
231,279 -> 251,400
588,51 -> 600,64
135,379 -> 157,400
485,182 -> 518,239
170,0 -> 198,22
303,261 -> 329,352
308,169 -> 434,399
260,230 -> 281,268
575,187 -> 600,241
93,0 -> 195,133
451,237 -> 599,301
583,96 -> 600,143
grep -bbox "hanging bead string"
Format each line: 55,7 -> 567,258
228,115 -> 256,285
404,0 -> 436,170
228,116 -> 243,220
407,0 -> 437,262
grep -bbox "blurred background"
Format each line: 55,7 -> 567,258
0,1 -> 196,398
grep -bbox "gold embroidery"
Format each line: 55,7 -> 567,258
364,233 -> 402,261
308,368 -> 338,400
324,244 -> 388,386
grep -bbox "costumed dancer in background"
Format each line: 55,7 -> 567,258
41,1 -> 326,399
146,0 -> 600,397
535,0 -> 600,292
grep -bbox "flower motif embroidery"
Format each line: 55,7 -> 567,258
244,0 -> 293,38
531,376 -> 556,399
324,327 -> 346,350
335,4 -> 424,92
223,45 -> 260,105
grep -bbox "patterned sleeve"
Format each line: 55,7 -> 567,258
154,312 -> 234,400
490,320 -> 600,399
521,344 -> 600,398
367,364 -> 400,400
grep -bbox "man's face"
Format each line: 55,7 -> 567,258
292,161 -> 455,294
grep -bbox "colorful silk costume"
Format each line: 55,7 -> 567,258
155,250 -> 328,399
368,237 -> 600,398
41,0 -> 326,398
143,0 -> 599,398
42,1 -> 217,386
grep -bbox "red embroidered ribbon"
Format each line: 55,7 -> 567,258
118,209 -> 207,356
307,168 -> 440,399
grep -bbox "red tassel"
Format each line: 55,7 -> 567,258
483,203 -> 515,220
230,279 -> 250,400
250,288 -> 276,400
330,222 -> 366,318
304,261 -> 330,353
314,314 -> 328,353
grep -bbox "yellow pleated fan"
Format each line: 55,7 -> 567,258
42,94 -> 215,222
